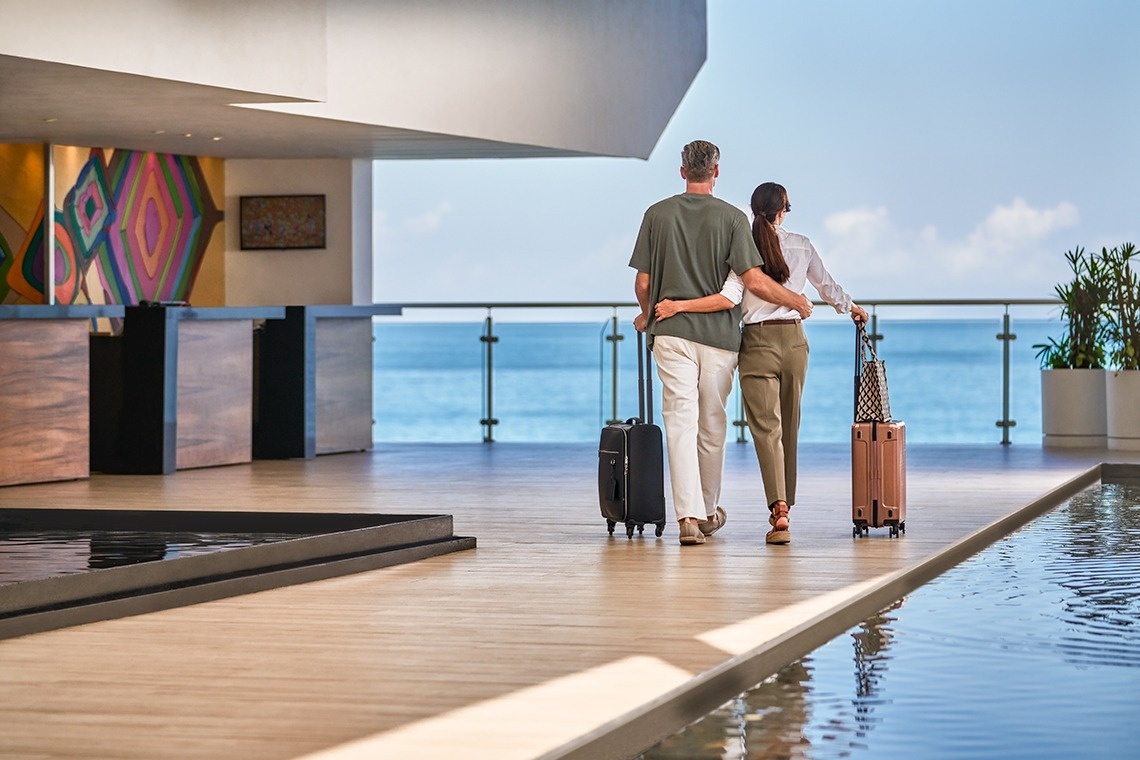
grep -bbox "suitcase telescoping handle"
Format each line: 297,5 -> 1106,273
637,330 -> 654,425
854,323 -> 864,423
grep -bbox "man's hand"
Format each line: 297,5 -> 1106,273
792,294 -> 814,320
741,267 -> 813,319
850,304 -> 869,326
633,311 -> 648,332
654,299 -> 681,321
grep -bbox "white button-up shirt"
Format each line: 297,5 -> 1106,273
718,226 -> 854,323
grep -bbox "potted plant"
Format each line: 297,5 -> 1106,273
1033,246 -> 1109,447
1102,243 -> 1140,449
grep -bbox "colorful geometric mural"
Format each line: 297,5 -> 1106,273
0,146 -> 222,307
0,143 -> 44,305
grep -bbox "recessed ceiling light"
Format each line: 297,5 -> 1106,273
183,133 -> 193,138
43,118 -> 58,123
152,130 -> 166,135
212,136 -> 223,142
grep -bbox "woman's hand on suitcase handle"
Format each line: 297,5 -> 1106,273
851,305 -> 869,326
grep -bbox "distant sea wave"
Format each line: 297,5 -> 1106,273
373,319 -> 1060,445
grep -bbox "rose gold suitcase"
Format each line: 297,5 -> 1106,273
852,326 -> 906,538
851,420 -> 906,537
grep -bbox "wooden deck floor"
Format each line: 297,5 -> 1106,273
0,441 -> 1136,759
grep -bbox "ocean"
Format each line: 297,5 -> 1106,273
372,319 -> 1061,445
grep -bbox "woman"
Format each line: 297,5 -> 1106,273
655,182 -> 867,545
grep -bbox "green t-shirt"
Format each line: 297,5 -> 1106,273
628,193 -> 762,351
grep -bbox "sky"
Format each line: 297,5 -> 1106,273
371,0 -> 1139,319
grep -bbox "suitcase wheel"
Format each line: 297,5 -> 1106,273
606,519 -> 616,535
626,523 -> 635,539
655,522 -> 665,538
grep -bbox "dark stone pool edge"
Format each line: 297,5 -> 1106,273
543,462 -> 1135,760
0,510 -> 475,641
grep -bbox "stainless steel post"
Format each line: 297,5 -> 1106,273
995,309 -> 1017,445
733,387 -> 748,443
605,312 -> 624,425
868,309 -> 883,349
480,312 -> 499,442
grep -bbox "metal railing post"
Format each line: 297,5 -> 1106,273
479,311 -> 499,442
605,312 -> 624,425
868,308 -> 883,350
733,387 -> 748,443
373,298 -> 1062,445
995,308 -> 1017,445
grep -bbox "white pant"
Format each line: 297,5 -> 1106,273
652,335 -> 739,522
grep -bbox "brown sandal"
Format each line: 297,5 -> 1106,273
766,502 -> 791,545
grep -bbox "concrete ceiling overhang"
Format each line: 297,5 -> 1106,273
0,1 -> 707,162
0,54 -> 597,160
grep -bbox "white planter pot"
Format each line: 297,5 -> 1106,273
1106,370 -> 1140,450
1041,368 -> 1107,447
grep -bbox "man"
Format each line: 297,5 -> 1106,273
629,140 -> 813,546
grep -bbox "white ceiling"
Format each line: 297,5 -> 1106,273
0,54 -> 594,161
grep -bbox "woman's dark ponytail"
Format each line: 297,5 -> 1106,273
750,183 -> 790,284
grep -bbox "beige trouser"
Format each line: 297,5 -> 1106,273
652,335 -> 739,523
738,321 -> 809,508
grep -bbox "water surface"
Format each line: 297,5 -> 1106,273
640,482 -> 1140,759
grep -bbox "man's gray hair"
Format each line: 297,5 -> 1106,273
681,140 -> 720,182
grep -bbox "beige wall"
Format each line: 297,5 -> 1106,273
224,159 -> 371,306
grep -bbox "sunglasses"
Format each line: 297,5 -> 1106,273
783,202 -> 791,213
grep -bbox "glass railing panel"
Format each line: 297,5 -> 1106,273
372,320 -> 485,442
371,302 -> 1061,445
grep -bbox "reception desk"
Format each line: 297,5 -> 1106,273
91,305 -> 284,474
0,305 -> 125,486
254,304 -> 402,459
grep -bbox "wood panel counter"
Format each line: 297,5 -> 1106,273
254,304 -> 402,459
91,305 -> 284,475
0,305 -> 125,486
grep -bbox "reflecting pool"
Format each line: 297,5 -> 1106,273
0,530 -> 307,584
640,482 -> 1140,759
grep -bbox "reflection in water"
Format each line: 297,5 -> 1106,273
639,660 -> 813,760
641,599 -> 904,760
641,482 -> 1140,759
0,531 -> 307,585
88,533 -> 168,569
849,598 -> 903,743
1048,483 -> 1140,668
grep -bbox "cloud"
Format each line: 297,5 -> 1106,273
818,198 -> 1081,300
967,197 -> 1079,254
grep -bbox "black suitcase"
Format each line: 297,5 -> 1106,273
598,331 -> 667,538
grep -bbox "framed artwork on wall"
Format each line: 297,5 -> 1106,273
239,194 -> 326,250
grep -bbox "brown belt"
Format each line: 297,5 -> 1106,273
745,318 -> 801,327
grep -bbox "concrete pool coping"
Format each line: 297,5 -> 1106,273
546,462 -> 1135,760
0,508 -> 475,641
